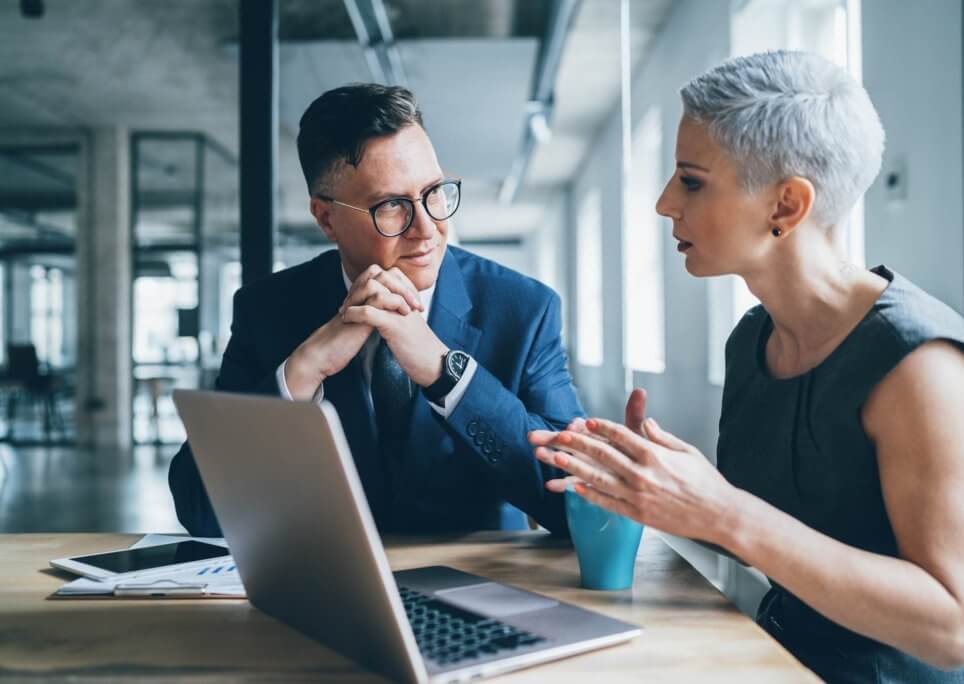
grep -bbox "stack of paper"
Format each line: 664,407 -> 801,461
54,534 -> 246,599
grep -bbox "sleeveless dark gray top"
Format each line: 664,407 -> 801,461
717,266 -> 964,683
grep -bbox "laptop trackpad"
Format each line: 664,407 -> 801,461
436,582 -> 558,617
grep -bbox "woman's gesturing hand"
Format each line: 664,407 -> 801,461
529,416 -> 740,545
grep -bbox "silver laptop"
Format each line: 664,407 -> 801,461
173,390 -> 640,684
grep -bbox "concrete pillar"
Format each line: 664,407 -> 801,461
75,128 -> 132,448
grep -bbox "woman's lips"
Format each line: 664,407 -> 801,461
676,240 -> 693,253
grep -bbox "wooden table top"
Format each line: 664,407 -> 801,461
0,531 -> 818,683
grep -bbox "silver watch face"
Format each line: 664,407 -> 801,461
447,350 -> 469,377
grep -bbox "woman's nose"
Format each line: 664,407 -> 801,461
655,177 -> 680,220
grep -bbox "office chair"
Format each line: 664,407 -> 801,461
4,343 -> 64,440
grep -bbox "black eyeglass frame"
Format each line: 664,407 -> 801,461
315,178 -> 462,237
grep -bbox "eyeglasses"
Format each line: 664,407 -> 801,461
316,179 -> 461,238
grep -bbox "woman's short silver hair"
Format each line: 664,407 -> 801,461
680,50 -> 885,227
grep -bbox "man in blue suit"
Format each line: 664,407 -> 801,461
169,84 -> 584,537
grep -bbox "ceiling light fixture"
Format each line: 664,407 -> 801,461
498,0 -> 580,204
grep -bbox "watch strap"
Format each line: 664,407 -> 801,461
424,350 -> 468,403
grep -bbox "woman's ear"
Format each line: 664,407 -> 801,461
769,176 -> 815,237
310,197 -> 337,242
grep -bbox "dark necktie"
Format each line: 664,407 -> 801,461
370,338 -> 415,446
370,338 -> 415,529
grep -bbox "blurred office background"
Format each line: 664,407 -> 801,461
0,0 -> 960,615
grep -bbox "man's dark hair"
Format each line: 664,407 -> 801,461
296,83 -> 424,196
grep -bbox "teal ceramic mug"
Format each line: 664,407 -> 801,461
565,488 -> 644,590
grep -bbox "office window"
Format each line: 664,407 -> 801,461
623,107 -> 665,373
219,261 -> 241,356
576,189 -> 603,367
29,265 -> 64,367
133,255 -> 199,365
709,0 -> 863,385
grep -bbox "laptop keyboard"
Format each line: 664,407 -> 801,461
398,585 -> 547,667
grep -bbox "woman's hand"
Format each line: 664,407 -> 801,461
623,387 -> 649,438
529,417 -> 740,545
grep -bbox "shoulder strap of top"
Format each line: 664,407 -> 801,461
821,267 -> 964,410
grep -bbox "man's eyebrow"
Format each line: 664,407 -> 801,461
365,177 -> 446,203
421,176 -> 445,192
365,189 -> 404,203
677,161 -> 710,172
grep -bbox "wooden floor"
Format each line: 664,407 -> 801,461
0,444 -> 184,533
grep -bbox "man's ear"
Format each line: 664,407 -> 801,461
310,197 -> 337,242
770,176 -> 815,236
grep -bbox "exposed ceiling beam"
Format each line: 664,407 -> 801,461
0,208 -> 72,242
343,0 -> 407,86
499,0 -> 581,204
2,150 -> 75,188
0,191 -> 75,210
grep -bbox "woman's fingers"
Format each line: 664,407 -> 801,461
644,418 -> 694,452
529,422 -> 593,445
573,482 -> 642,522
624,388 -> 649,438
557,430 -> 645,476
528,429 -> 558,446
545,475 -> 581,493
572,420 -> 654,467
566,417 -> 589,433
534,446 -> 634,500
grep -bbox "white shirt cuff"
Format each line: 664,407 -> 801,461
428,357 -> 478,418
276,358 -> 325,407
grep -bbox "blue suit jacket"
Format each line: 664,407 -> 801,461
169,246 -> 584,537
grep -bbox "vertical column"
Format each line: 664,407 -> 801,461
239,0 -> 278,286
61,272 -> 78,367
198,250 -> 222,372
75,128 -> 132,449
8,263 -> 32,343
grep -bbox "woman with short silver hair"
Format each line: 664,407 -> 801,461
531,50 -> 964,682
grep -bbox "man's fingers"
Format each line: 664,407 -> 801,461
344,278 -> 408,313
346,264 -> 423,313
346,265 -> 385,299
375,267 -> 423,312
341,304 -> 393,331
366,290 -> 412,315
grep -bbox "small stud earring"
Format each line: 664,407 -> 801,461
772,227 -> 782,237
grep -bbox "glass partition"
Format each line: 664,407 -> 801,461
0,145 -> 79,443
131,133 -> 238,444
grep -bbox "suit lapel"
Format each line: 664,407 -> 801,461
427,248 -> 482,357
404,249 -> 482,443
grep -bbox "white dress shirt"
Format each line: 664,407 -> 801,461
276,266 -> 477,418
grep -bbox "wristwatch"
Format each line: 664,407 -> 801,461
423,350 -> 471,404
